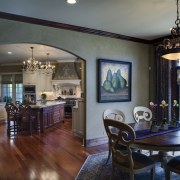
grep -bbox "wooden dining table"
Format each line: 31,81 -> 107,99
129,121 -> 180,176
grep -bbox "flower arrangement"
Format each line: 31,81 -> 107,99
160,100 -> 168,108
149,102 -> 159,132
41,93 -> 47,104
149,101 -> 157,120
159,100 -> 169,129
41,93 -> 47,100
171,100 -> 179,127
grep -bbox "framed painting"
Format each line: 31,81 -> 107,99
98,59 -> 132,103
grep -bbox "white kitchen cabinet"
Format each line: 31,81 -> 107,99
23,70 -> 38,85
72,100 -> 84,138
23,69 -> 53,92
0,103 -> 7,123
45,71 -> 53,91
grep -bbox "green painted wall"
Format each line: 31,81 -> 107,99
0,19 -> 151,142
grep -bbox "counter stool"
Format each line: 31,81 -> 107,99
19,104 -> 38,135
5,102 -> 20,137
166,155 -> 180,180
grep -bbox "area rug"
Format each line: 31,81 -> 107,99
75,151 -> 179,180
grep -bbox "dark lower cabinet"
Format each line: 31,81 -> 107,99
38,103 -> 64,132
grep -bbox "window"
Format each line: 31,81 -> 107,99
2,84 -> 12,102
16,84 -> 23,102
1,74 -> 23,103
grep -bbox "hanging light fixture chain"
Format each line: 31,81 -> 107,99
175,0 -> 180,26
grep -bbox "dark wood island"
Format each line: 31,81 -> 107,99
31,101 -> 65,133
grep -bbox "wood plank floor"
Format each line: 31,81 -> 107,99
0,118 -> 108,180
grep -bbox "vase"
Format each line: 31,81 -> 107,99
161,123 -> 168,130
151,125 -> 159,132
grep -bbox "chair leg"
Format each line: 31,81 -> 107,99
105,149 -> 112,164
165,169 -> 171,180
149,150 -> 153,156
129,172 -> 134,180
150,166 -> 155,180
112,163 -> 115,178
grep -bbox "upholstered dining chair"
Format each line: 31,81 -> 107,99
166,155 -> 180,180
103,109 -> 126,163
104,119 -> 155,180
5,102 -> 20,137
133,106 -> 152,123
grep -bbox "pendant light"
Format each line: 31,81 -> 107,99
159,0 -> 180,60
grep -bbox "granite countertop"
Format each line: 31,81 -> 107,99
30,101 -> 66,108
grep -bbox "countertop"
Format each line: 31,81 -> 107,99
30,101 -> 66,108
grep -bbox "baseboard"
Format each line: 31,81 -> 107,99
86,136 -> 108,147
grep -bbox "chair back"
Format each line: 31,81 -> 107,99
133,106 -> 152,123
103,109 -> 125,122
104,119 -> 135,170
19,104 -> 32,120
5,102 -> 18,120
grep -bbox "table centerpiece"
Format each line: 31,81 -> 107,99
160,100 -> 169,130
171,100 -> 179,128
149,101 -> 159,132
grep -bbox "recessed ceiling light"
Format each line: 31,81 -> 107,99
66,0 -> 77,4
8,52 -> 12,54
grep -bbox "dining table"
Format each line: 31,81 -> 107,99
129,121 -> 180,177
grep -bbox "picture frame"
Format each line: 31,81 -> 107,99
98,59 -> 132,103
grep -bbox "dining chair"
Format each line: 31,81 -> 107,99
103,109 -> 126,163
133,106 -> 152,123
103,109 -> 125,122
104,119 -> 155,180
5,102 -> 20,137
133,106 -> 154,155
166,155 -> 180,180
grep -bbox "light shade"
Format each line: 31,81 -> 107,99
160,48 -> 180,60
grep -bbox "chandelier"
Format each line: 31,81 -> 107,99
22,47 -> 41,71
40,53 -> 55,73
158,0 -> 180,60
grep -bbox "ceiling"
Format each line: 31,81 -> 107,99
0,43 -> 76,64
0,0 -> 178,64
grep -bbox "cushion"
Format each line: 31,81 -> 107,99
167,155 -> 180,172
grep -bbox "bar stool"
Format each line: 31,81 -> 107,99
19,104 -> 38,135
5,102 -> 20,137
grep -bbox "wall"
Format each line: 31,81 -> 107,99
0,19 -> 151,144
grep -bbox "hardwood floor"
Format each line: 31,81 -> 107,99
0,118 -> 108,180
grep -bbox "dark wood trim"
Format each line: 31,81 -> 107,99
86,136 -> 108,147
150,35 -> 172,44
0,11 -> 150,44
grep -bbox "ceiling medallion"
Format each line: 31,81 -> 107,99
158,0 -> 180,60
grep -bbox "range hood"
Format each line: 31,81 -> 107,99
52,60 -> 81,85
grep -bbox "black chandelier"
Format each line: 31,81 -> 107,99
158,0 -> 180,60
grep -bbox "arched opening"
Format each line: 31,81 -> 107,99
0,42 -> 86,145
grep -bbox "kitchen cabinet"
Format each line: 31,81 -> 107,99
23,69 -> 53,92
41,103 -> 64,131
37,69 -> 53,92
0,103 -> 7,123
72,100 -> 84,138
23,70 -> 38,85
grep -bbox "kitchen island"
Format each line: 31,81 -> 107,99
31,101 -> 65,133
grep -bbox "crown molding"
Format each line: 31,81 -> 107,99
0,11 -> 150,44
